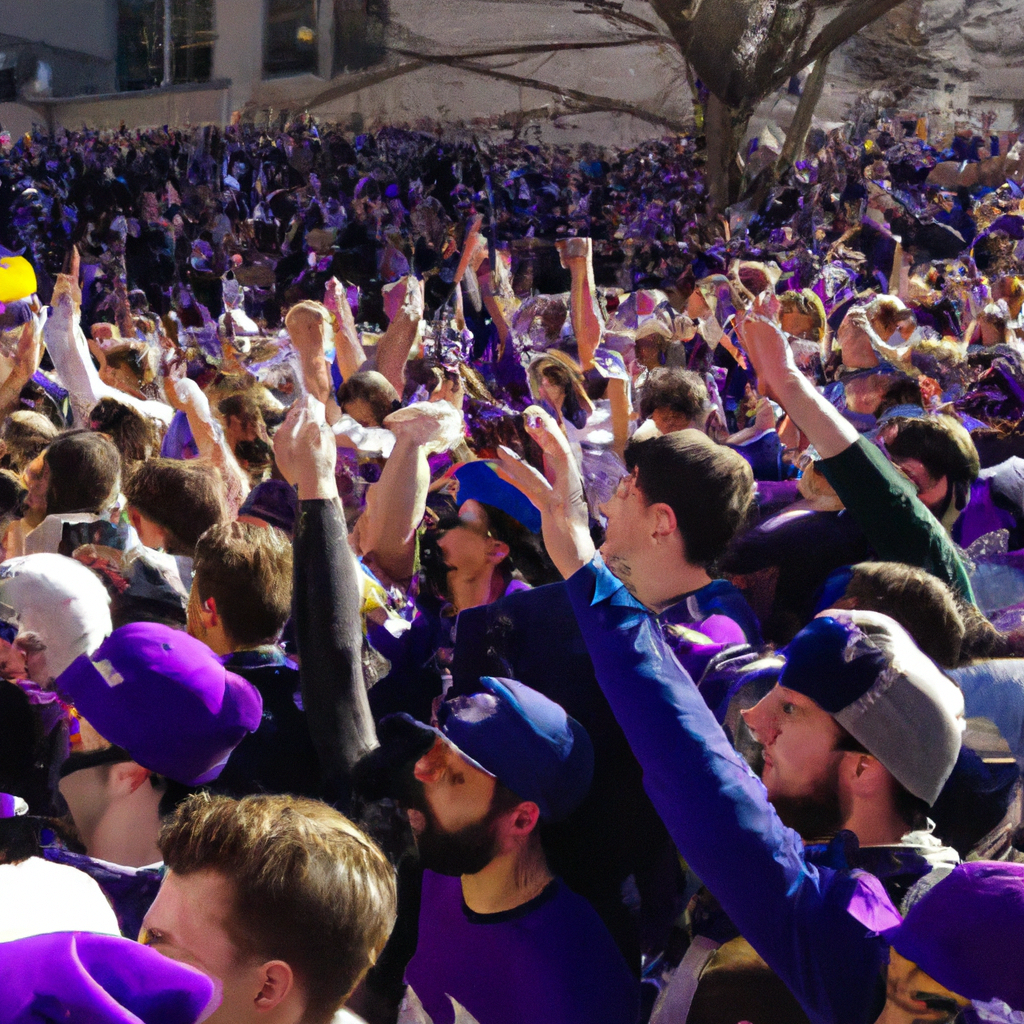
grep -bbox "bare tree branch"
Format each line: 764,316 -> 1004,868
394,36 -> 672,61
772,0 -> 908,89
391,48 -> 692,133
777,51 -> 831,169
577,0 -> 682,41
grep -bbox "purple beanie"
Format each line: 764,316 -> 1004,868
56,622 -> 263,785
880,862 -> 1024,1010
0,931 -> 218,1024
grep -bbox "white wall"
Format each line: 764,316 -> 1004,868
0,0 -> 116,58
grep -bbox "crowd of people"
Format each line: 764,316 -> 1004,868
0,105 -> 1024,1024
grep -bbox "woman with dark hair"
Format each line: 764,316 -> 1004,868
23,430 -> 131,556
366,453 -> 558,726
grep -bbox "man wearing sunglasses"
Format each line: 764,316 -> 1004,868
45,621 -> 262,938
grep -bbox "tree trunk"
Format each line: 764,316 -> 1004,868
777,52 -> 831,171
705,94 -> 750,213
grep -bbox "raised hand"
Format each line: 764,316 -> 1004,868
384,400 -> 464,453
273,395 -> 338,500
735,292 -> 795,402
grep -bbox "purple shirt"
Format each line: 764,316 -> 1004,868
405,871 -> 639,1024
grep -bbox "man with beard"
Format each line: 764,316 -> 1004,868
367,676 -> 639,1024
273,399 -> 637,1024
565,562 -> 964,1024
508,403 -> 963,1024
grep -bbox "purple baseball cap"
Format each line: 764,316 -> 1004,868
880,862 -> 1024,1010
0,931 -> 219,1024
55,622 -> 263,786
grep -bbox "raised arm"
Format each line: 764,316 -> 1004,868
495,405 -> 595,579
736,298 -> 974,602
373,276 -> 424,395
173,379 -> 250,515
285,300 -> 344,425
324,277 -> 367,383
45,267 -> 173,428
0,308 -> 46,421
358,402 -> 464,586
558,237 -> 602,372
274,396 -> 378,803
565,556 -> 889,1024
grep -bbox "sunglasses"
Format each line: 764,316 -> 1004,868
59,746 -> 133,779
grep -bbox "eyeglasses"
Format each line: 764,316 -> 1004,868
613,470 -> 639,499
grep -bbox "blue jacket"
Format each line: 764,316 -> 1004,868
566,555 -> 893,1024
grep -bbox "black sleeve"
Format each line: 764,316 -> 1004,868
294,498 -> 378,806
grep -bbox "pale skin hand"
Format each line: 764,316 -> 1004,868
735,292 -> 857,459
273,395 -> 338,502
495,404 -> 594,579
174,378 -> 251,512
0,307 -> 46,421
285,302 -> 342,423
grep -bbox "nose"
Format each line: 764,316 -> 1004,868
741,696 -> 778,748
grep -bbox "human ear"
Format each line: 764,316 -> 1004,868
508,801 -> 541,837
488,539 -> 510,564
649,501 -> 678,540
111,762 -> 152,797
200,595 -> 219,628
413,737 -> 449,783
253,961 -> 295,1013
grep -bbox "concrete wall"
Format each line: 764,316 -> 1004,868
19,80 -> 231,133
213,0 -> 267,113
0,0 -> 116,60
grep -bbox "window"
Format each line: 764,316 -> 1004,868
264,0 -> 318,78
116,0 -> 214,92
333,0 -> 388,74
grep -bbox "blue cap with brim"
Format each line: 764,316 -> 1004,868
448,460 -> 543,533
385,676 -> 594,822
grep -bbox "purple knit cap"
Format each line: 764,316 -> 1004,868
880,862 -> 1024,1009
0,931 -> 218,1024
56,622 -> 263,785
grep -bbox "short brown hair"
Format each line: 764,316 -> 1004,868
124,459 -> 229,556
625,430 -> 755,566
44,430 -> 122,516
89,398 -> 161,465
337,371 -> 399,427
638,368 -> 708,422
887,415 -> 980,487
842,561 -> 965,668
160,793 -> 396,1024
192,521 -> 292,646
0,411 -> 58,473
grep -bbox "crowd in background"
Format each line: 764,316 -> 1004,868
0,106 -> 1023,1024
